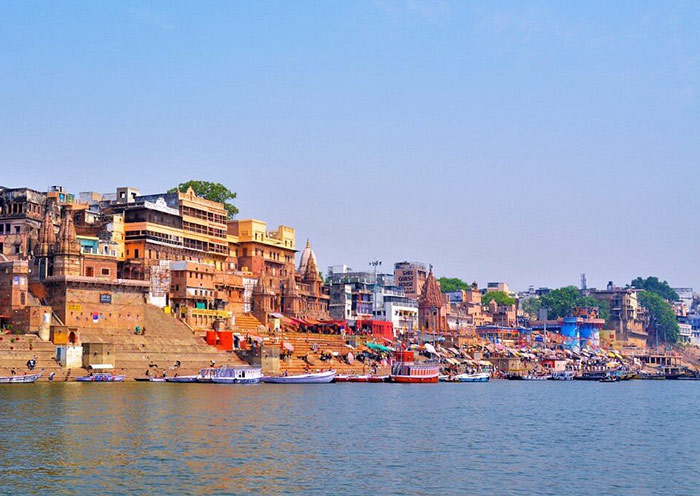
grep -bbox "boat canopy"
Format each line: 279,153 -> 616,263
366,342 -> 394,352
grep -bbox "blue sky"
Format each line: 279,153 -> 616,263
1,1 -> 698,291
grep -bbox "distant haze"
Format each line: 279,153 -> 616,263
1,1 -> 698,291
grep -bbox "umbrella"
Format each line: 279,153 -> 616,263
424,343 -> 437,354
282,341 -> 294,352
347,352 -> 354,364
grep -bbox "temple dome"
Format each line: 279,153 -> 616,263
298,239 -> 318,274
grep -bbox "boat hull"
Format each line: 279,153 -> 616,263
76,374 -> 125,382
211,377 -> 261,384
456,373 -> 490,383
0,371 -> 43,384
166,376 -> 199,383
390,374 -> 439,383
263,370 -> 336,384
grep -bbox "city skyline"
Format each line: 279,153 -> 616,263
2,1 -> 698,290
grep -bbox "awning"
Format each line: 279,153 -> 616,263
269,312 -> 284,319
366,342 -> 394,352
249,335 -> 263,343
88,364 -> 113,370
282,341 -> 294,352
479,360 -> 493,366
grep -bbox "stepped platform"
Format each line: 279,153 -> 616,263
0,335 -> 69,381
0,305 -> 250,381
78,305 -> 249,380
258,330 -> 390,376
235,313 -> 264,332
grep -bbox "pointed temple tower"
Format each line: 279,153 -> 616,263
302,245 -> 322,296
252,264 -> 277,323
282,269 -> 302,316
33,208 -> 57,280
418,267 -> 448,333
53,209 -> 82,277
298,239 -> 317,276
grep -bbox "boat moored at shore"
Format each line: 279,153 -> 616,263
211,366 -> 263,384
0,370 -> 43,384
263,370 -> 336,384
390,351 -> 439,383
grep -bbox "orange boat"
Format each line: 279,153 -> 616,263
390,350 -> 439,383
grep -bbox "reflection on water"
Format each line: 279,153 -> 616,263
1,382 -> 699,495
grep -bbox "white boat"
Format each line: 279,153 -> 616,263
211,366 -> 262,384
521,374 -> 550,381
0,370 -> 43,384
149,377 -> 167,382
549,371 -> 575,381
263,370 -> 336,384
456,372 -> 490,383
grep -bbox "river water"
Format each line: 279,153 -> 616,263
1,381 -> 698,495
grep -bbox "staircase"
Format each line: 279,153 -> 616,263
235,313 -> 264,332
0,334 -> 70,381
76,305 -> 250,380
264,331 -> 389,376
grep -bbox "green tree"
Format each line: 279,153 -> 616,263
639,290 -> 680,343
438,277 -> 469,293
578,295 -> 611,321
540,286 -> 580,318
631,276 -> 679,302
520,297 -> 542,318
169,180 -> 239,219
539,286 -> 610,320
482,291 -> 516,307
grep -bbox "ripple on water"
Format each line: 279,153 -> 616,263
0,382 -> 699,495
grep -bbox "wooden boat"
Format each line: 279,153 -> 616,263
76,373 -> 125,382
599,375 -> 618,383
0,370 -> 43,384
211,366 -> 262,384
148,377 -> 167,382
521,374 -> 550,381
334,374 -> 351,382
346,375 -> 388,383
390,350 -> 439,383
195,367 -> 221,383
575,371 -> 609,381
263,370 -> 336,384
456,372 -> 490,383
166,375 -> 199,383
636,371 -> 666,380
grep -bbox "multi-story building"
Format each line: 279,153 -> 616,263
591,282 -> 648,347
0,186 -> 48,259
229,218 -> 295,278
394,261 -> 427,299
109,195 -> 185,279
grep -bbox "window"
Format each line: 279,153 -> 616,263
86,267 -> 94,277
134,249 -> 139,258
101,268 -> 110,276
14,225 -> 20,234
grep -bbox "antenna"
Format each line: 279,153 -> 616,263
580,273 -> 587,291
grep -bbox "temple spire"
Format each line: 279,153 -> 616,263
56,209 -> 80,255
37,208 -> 56,257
